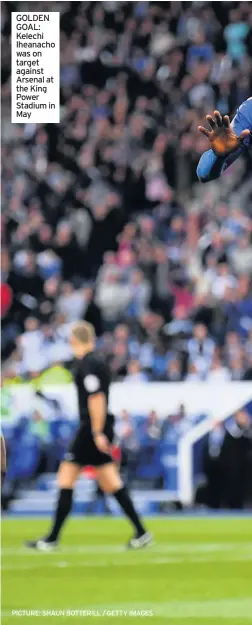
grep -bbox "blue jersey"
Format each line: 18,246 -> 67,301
197,97 -> 252,182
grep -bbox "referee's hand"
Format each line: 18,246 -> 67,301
94,433 -> 110,454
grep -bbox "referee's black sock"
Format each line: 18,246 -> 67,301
113,486 -> 145,537
46,488 -> 73,542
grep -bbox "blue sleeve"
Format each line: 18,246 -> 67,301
197,98 -> 252,183
233,97 -> 252,133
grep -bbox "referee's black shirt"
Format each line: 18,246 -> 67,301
74,351 -> 111,427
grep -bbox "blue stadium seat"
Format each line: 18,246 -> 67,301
7,435 -> 40,481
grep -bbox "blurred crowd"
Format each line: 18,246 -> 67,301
1,1 -> 252,382
2,403 -> 252,510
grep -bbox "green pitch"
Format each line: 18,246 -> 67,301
2,517 -> 252,625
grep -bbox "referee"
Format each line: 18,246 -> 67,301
26,321 -> 151,550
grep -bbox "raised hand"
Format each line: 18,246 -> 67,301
198,110 -> 250,157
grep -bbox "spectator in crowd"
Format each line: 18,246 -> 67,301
28,410 -> 52,473
125,359 -> 149,383
56,283 -> 92,323
229,354 -> 246,381
145,411 -> 162,441
200,410 -> 252,510
158,357 -> 183,383
207,353 -> 231,382
119,410 -> 140,485
17,317 -> 48,376
187,324 -> 216,380
221,410 -> 252,509
201,419 -> 226,509
186,362 -> 203,382
161,404 -> 187,439
95,272 -> 132,329
224,9 -> 249,61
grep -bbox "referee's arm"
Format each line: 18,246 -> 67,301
88,392 -> 107,436
88,393 -> 110,454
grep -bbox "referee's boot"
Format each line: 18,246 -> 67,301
127,531 -> 153,550
24,537 -> 58,551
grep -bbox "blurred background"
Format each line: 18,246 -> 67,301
1,1 -> 252,515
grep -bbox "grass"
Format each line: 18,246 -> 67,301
2,517 -> 252,624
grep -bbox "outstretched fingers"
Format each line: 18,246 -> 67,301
198,126 -> 211,138
206,115 -> 216,129
213,110 -> 223,127
198,111 -> 224,136
223,115 -> 231,128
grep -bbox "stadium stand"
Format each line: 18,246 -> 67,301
1,2 -> 252,512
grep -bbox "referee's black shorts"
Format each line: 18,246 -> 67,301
65,415 -> 115,467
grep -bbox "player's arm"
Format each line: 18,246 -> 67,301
197,108 -> 251,182
1,434 -> 7,485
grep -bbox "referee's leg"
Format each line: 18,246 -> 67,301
46,461 -> 81,540
25,461 -> 81,549
97,463 -> 152,548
